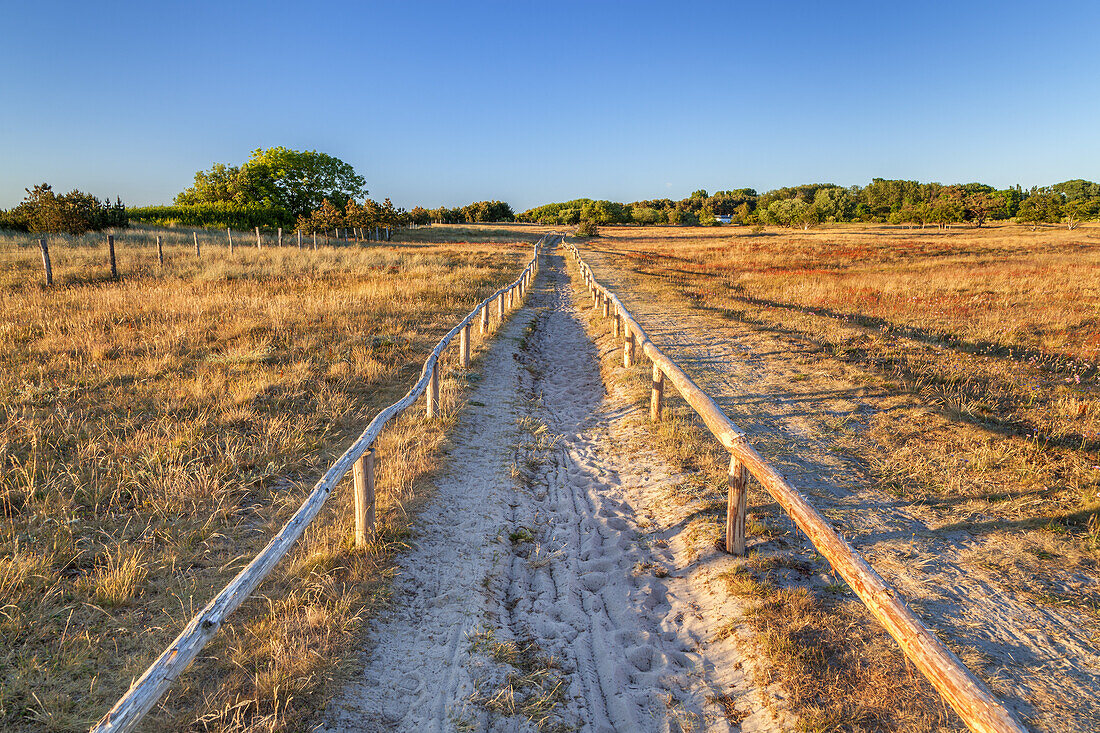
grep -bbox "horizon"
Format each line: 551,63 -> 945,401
3,0 -> 1099,212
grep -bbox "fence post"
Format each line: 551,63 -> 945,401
497,293 -> 505,321
593,290 -> 600,309
426,360 -> 440,418
353,448 -> 376,547
39,238 -> 52,285
726,455 -> 749,555
277,227 -> 282,247
624,330 -> 636,367
650,364 -> 664,422
227,228 -> 233,253
256,227 -> 261,249
614,313 -> 621,338
460,324 -> 471,368
480,304 -> 489,334
297,229 -> 302,249
107,234 -> 117,279
157,235 -> 164,266
313,231 -> 317,250
194,231 -> 200,256
602,299 -> 611,318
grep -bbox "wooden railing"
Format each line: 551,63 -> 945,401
90,234 -> 554,733
562,238 -> 1027,733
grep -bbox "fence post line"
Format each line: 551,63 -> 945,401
255,227 -> 261,249
353,448 -> 376,547
426,360 -> 440,418
157,236 -> 164,266
624,330 -> 636,368
278,227 -> 282,247
227,228 -> 233,253
460,324 -> 471,368
480,304 -> 489,334
107,234 -> 117,279
39,238 -> 52,285
726,455 -> 749,555
650,363 -> 664,422
194,231 -> 200,256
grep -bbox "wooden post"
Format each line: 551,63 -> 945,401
278,227 -> 282,247
593,290 -> 600,309
459,324 -> 471,367
508,287 -> 514,308
624,330 -> 636,367
353,448 -> 376,547
650,363 -> 664,422
480,304 -> 489,334
602,299 -> 611,318
313,231 -> 317,250
726,455 -> 749,555
255,227 -> 261,249
497,293 -> 505,321
193,231 -> 200,256
157,236 -> 164,266
107,234 -> 117,279
39,238 -> 52,285
297,229 -> 302,249
426,360 -> 440,418
613,313 -> 621,338
227,228 -> 233,253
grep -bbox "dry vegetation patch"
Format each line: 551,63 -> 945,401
0,225 -> 536,731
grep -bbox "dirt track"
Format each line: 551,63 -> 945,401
320,250 -> 785,731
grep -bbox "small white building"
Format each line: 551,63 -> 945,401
714,214 -> 732,224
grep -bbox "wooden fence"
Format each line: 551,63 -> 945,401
562,239 -> 1027,733
30,226 -> 393,286
90,234 -> 553,733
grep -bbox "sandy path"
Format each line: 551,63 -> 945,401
319,250 -> 783,732
580,246 -> 1100,733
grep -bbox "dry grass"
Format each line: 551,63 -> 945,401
0,224 -> 541,731
584,223 -> 1100,554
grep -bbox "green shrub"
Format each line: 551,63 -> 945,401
128,202 -> 292,230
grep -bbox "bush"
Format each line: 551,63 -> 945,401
576,220 -> 599,237
128,202 -> 292,230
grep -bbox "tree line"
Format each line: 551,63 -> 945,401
518,179 -> 1100,230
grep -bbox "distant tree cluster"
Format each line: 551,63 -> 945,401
0,184 -> 128,234
128,202 -> 292,230
175,147 -> 367,219
408,200 -> 514,225
517,179 -> 1100,230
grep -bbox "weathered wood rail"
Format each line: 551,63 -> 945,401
90,234 -> 553,733
562,238 -> 1027,733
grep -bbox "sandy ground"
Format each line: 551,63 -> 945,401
318,250 -> 786,732
580,245 -> 1100,733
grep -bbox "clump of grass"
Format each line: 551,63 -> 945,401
466,627 -> 569,731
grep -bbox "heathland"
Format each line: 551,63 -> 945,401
0,224 -> 544,730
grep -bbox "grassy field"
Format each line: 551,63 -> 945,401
571,223 -> 1100,731
0,224 -> 542,731
585,223 -> 1100,535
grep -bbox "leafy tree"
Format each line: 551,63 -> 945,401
6,184 -> 127,234
177,147 -> 366,218
1016,193 -> 1062,230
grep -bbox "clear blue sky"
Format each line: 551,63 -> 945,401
2,0 -> 1098,212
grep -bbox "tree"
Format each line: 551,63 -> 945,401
1016,193 -> 1062,230
8,184 -> 128,234
965,192 -> 996,227
177,147 -> 366,218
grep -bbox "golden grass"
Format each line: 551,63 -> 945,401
0,224 -> 540,731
